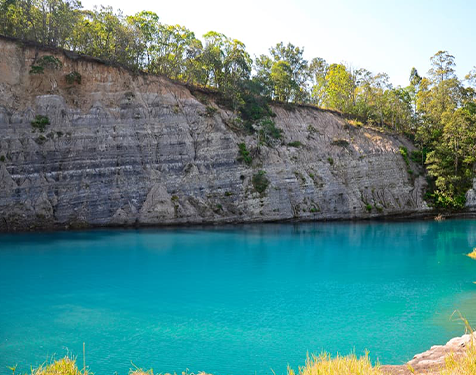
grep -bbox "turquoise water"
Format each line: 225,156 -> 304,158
1,220 -> 476,375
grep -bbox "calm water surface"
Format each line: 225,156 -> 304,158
1,220 -> 476,375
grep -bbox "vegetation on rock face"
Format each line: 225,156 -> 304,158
399,146 -> 415,176
29,55 -> 63,74
257,118 -> 282,146
31,115 -> 50,132
237,143 -> 252,166
331,139 -> 349,147
252,170 -> 269,194
288,141 -> 302,148
1,0 -> 475,208
65,71 -> 82,84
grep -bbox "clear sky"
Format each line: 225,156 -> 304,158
81,0 -> 476,87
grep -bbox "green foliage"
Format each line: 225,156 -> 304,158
65,71 -> 82,84
399,147 -> 410,166
255,42 -> 308,103
31,115 -> 50,132
204,105 -> 217,116
410,149 -> 427,164
399,146 -> 416,175
365,204 -> 372,212
29,65 -> 44,74
30,55 -> 62,74
325,63 -> 354,113
252,170 -> 269,194
331,139 -> 349,147
258,118 -> 282,146
327,157 -> 334,165
287,141 -> 302,147
0,155 -> 5,162
237,143 -> 252,166
2,0 -> 476,211
38,55 -> 62,69
237,86 -> 274,133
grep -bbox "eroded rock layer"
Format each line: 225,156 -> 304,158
0,36 -> 429,231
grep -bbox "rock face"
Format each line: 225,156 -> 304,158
465,179 -> 476,209
382,332 -> 476,375
0,36 -> 430,231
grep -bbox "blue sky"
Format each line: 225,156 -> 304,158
81,0 -> 476,87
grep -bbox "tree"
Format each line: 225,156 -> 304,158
324,63 -> 354,112
0,0 -> 82,47
255,42 -> 308,102
428,50 -> 456,84
308,57 -> 329,106
148,24 -> 200,79
270,60 -> 296,102
126,11 -> 160,67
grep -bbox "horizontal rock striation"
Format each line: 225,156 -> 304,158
0,36 -> 430,231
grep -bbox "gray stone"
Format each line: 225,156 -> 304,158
0,36 -> 431,231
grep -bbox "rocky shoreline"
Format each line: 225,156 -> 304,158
382,332 -> 476,375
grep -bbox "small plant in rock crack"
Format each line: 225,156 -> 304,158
252,170 -> 270,194
31,115 -> 50,132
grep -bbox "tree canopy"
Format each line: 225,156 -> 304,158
1,0 -> 475,209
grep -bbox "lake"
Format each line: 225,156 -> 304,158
1,220 -> 476,375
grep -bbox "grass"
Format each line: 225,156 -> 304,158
288,352 -> 382,375
467,248 -> 476,259
440,346 -> 476,375
21,357 -> 88,375
15,322 -> 476,375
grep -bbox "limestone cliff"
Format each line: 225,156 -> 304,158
0,36 -> 430,231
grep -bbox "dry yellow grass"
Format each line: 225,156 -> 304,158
439,341 -> 476,375
26,357 -> 87,375
467,248 -> 476,259
287,352 -> 383,375
16,340 -> 476,375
